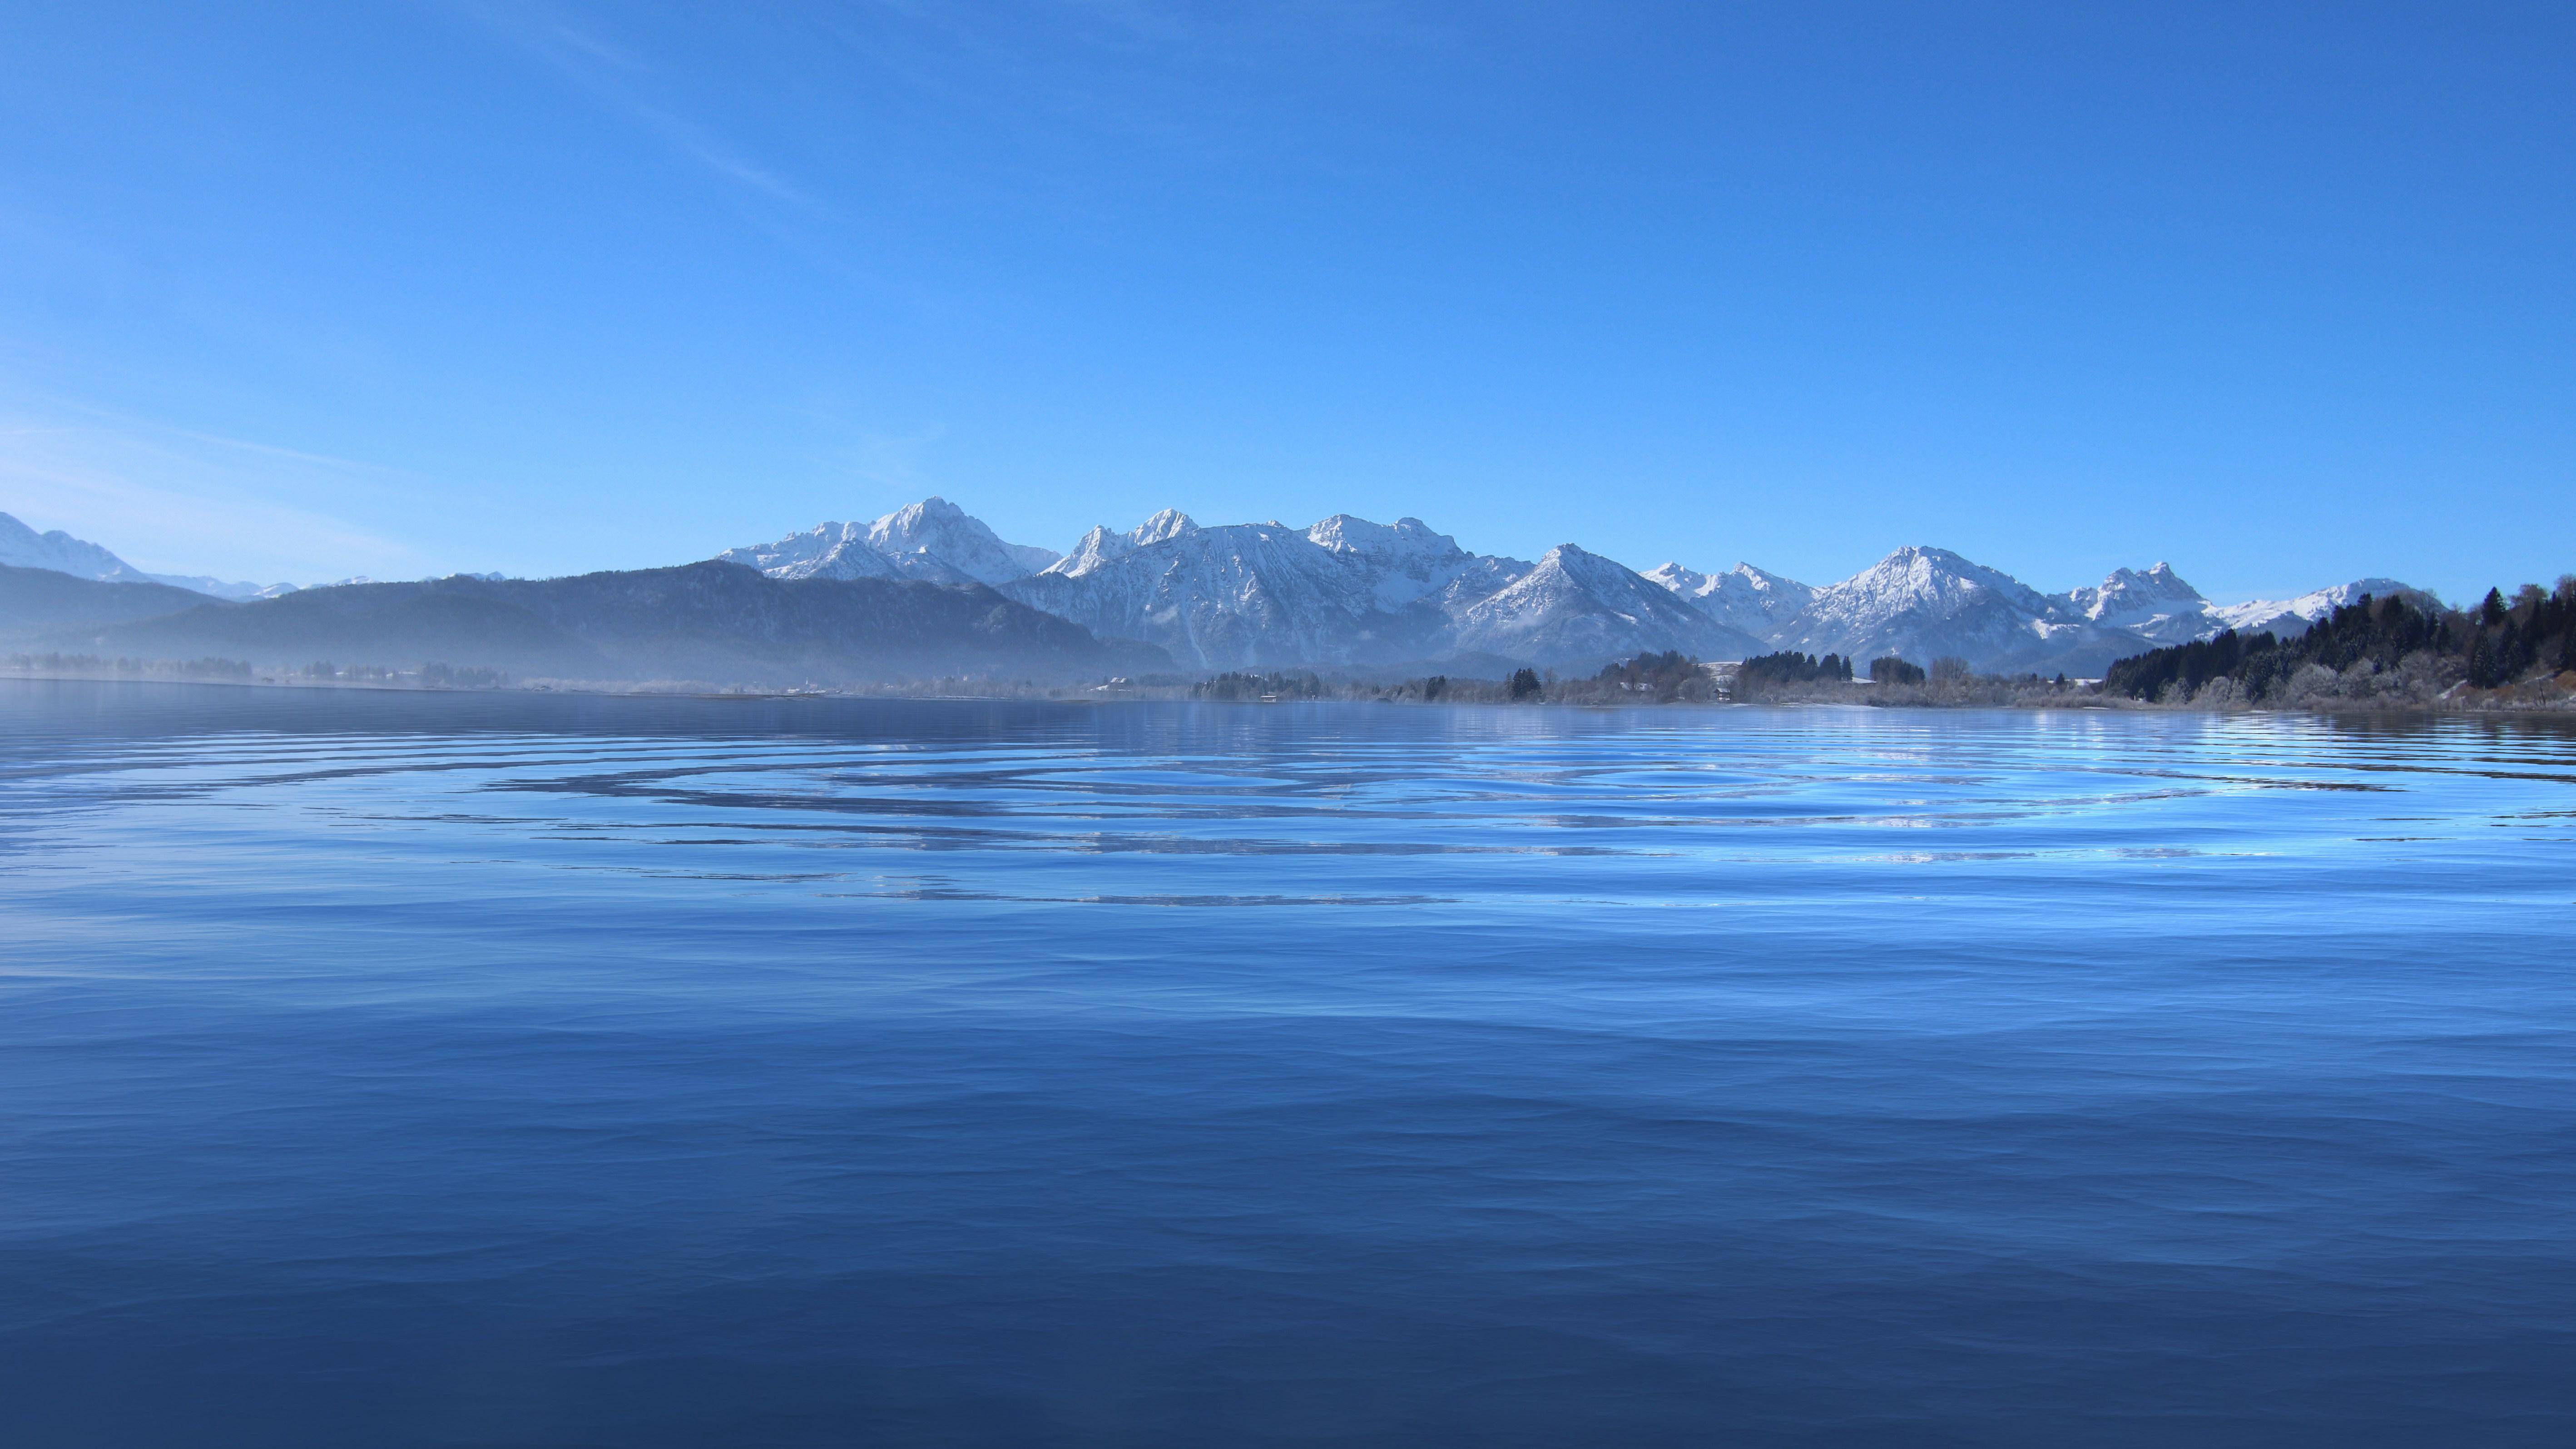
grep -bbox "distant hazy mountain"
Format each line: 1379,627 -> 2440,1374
716,497 -> 1060,587
49,562 -> 1164,683
0,563 -> 234,638
0,511 -> 294,600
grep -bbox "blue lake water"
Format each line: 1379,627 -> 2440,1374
4,680 -> 2574,1447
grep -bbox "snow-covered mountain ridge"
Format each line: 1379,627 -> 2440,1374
0,512 -> 293,600
714,497 -> 1059,586
2,500 -> 2427,677
715,500 -> 2431,675
1650,548 -> 2434,675
1640,561 -> 1815,638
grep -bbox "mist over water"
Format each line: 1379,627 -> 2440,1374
4,681 -> 2574,1447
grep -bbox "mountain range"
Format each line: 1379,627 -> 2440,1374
992,511 -> 1764,669
717,501 -> 2419,677
2,497 -> 2428,683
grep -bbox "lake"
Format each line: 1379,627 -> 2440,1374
4,680 -> 2573,1446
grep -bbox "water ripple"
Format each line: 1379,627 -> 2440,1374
3,684 -> 2575,1447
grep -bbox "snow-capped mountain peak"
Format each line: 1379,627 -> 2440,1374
1,511 -> 132,581
1134,509 -> 1197,545
1761,544 -> 2124,672
1045,526 -> 1130,579
1303,514 -> 1477,608
1821,545 -> 2059,625
863,496 -> 1060,585
0,511 -> 289,599
1533,543 -> 1643,595
2208,578 -> 2428,637
1642,561 -> 1712,596
715,521 -> 902,581
2069,562 -> 2205,623
1448,544 -> 1766,665
2052,562 -> 2215,645
1304,514 -> 1458,561
1043,510 -> 1203,579
1645,560 -> 1817,636
716,498 -> 1059,587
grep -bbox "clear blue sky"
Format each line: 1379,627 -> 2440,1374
1,1 -> 2569,601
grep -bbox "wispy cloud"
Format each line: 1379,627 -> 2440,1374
444,0 -> 820,209
0,396 -> 421,586
630,103 -> 813,205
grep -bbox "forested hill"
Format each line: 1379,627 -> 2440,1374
41,561 -> 1170,685
2103,580 -> 2576,705
0,563 -> 230,636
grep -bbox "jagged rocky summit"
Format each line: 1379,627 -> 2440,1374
1640,562 -> 1816,638
713,497 -> 1060,586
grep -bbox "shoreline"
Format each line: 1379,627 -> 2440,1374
6,669 -> 2571,716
